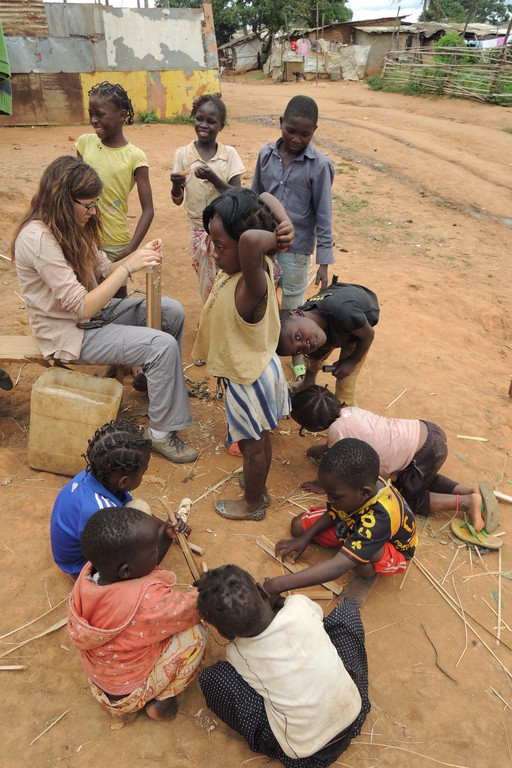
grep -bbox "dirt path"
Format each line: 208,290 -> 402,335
0,78 -> 511,768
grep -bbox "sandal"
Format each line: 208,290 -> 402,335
479,481 -> 499,534
450,518 -> 503,550
225,441 -> 242,458
237,474 -> 271,507
214,499 -> 266,521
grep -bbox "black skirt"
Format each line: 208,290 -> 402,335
199,598 -> 370,768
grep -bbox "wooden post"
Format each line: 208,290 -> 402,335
146,266 -> 161,330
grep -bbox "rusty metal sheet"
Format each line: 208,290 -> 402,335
0,72 -> 84,125
44,2 -> 104,38
7,35 -> 97,74
0,0 -> 48,38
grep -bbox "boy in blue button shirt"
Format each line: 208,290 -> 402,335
252,95 -> 335,383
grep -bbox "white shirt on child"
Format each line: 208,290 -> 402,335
226,594 -> 361,759
328,407 -> 421,479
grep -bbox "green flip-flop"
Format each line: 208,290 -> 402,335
450,518 -> 503,550
479,481 -> 499,534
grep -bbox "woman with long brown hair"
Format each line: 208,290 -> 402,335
13,156 -> 197,464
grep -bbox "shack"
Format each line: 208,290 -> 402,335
0,0 -> 220,125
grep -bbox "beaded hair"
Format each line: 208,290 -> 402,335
81,506 -> 148,570
195,564 -> 262,638
283,94 -> 318,124
319,437 -> 379,489
88,81 -> 135,125
84,420 -> 151,485
192,94 -> 226,124
290,385 -> 341,433
203,187 -> 275,241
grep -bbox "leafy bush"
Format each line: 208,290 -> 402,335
138,110 -> 159,124
366,74 -> 383,90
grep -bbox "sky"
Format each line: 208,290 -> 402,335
51,0 -> 423,23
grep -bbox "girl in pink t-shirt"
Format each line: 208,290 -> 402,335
290,385 -> 497,537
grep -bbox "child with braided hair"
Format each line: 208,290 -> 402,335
69,506 -> 207,720
76,82 -> 154,273
289,384 -> 494,534
195,564 -> 369,767
51,421 -> 152,579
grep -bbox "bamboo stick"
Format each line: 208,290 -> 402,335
192,466 -> 243,505
256,535 -> 342,596
0,618 -> 67,660
161,498 -> 201,582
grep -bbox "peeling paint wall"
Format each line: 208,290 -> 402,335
0,2 -> 220,125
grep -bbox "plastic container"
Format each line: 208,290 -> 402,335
28,367 -> 123,477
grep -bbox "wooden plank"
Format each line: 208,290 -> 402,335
0,336 -> 42,359
256,535 -> 342,596
146,266 -> 161,330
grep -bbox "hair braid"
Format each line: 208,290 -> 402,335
85,420 -> 151,485
88,81 -> 135,125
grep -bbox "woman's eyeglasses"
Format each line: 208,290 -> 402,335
74,198 -> 100,212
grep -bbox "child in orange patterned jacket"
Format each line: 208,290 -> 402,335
68,505 -> 207,720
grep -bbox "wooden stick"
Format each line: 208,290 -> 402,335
483,597 -> 512,631
160,498 -> 201,582
201,560 -> 208,574
441,548 -> 459,586
452,577 -> 468,668
384,388 -> 406,409
421,623 -> 457,683
192,466 -> 243,505
29,709 -> 69,746
189,542 -> 205,556
413,558 -> 512,679
456,435 -> 488,442
495,491 -> 512,504
145,266 -> 161,330
0,595 -> 69,640
0,664 -> 27,670
490,686 -> 512,712
497,547 -> 503,646
256,535 -> 342,596
0,618 -> 67,660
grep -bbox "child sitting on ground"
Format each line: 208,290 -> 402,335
196,564 -> 369,768
51,421 -> 151,579
68,506 -> 207,720
289,385 -> 497,534
192,188 -> 294,521
265,438 -> 418,607
277,277 -> 379,407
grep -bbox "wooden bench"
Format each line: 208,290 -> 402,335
0,335 -> 49,368
1,268 -> 162,379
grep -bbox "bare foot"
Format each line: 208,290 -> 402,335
214,497 -> 266,521
462,489 -> 484,532
339,574 -> 377,608
145,697 -> 178,721
301,479 -> 324,494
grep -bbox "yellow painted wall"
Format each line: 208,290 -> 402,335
80,70 -> 221,121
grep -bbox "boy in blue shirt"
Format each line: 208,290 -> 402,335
251,94 -> 335,383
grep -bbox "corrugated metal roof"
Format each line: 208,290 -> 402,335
0,0 -> 48,37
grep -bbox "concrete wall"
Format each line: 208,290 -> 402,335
1,2 -> 220,125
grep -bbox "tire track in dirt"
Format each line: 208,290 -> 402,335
235,114 -> 512,228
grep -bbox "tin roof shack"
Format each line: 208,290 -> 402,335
218,31 -> 268,74
0,0 -> 220,126
351,24 -> 411,75
268,17 -> 408,81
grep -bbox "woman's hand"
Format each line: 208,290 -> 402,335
124,239 -> 163,275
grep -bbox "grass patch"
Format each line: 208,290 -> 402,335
137,110 -> 194,125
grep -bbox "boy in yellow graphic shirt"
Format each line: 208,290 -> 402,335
264,438 -> 417,607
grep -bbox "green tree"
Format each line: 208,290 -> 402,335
157,0 -> 352,45
425,0 -> 512,24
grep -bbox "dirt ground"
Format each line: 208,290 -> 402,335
1,76 -> 512,768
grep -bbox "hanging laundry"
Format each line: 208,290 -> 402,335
301,42 -> 308,56
291,40 -> 298,52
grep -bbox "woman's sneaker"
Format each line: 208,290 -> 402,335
143,428 -> 198,463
